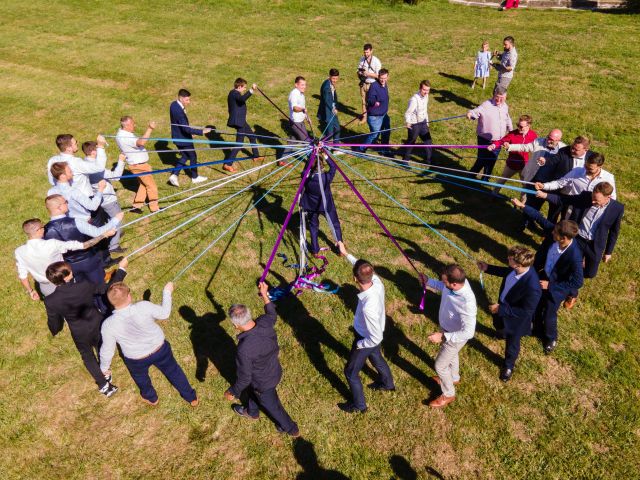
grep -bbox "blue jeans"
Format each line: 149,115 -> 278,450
363,114 -> 391,152
123,341 -> 196,403
344,336 -> 394,410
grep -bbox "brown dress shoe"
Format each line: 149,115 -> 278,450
563,296 -> 577,309
428,395 -> 456,408
253,156 -> 265,162
222,164 -> 237,173
277,161 -> 294,168
142,398 -> 159,406
432,375 -> 460,386
190,398 -> 199,407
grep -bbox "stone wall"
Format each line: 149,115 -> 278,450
449,0 -> 625,9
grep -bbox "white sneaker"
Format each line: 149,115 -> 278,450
168,174 -> 179,187
192,175 -> 208,184
330,150 -> 345,156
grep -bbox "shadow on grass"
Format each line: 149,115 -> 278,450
389,454 -> 418,480
178,290 -> 237,384
293,438 -> 350,479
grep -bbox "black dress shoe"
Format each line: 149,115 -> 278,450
109,247 -> 128,254
104,256 -> 123,268
500,368 -> 513,382
544,340 -> 558,354
337,402 -> 367,414
367,382 -> 396,392
130,208 -> 144,214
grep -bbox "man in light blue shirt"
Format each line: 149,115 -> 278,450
48,162 -> 105,220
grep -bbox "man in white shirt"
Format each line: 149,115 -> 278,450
338,241 -> 395,414
421,264 -> 477,408
115,116 -> 160,213
493,36 -> 518,92
284,76 -> 310,163
357,43 -> 382,123
46,134 -> 108,197
100,281 -> 198,406
536,152 -> 616,200
15,218 -> 111,298
403,80 -> 433,164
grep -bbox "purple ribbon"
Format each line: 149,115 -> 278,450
328,143 -> 488,149
260,149 -> 318,282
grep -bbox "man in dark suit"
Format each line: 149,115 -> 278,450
226,78 -> 265,174
478,246 -> 542,381
317,68 -> 341,144
44,258 -> 127,397
224,282 -> 300,437
524,136 -> 595,223
533,181 -> 623,308
300,153 -> 343,254
168,88 -> 211,186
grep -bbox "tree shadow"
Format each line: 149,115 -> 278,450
429,87 -> 476,110
293,438 -> 350,480
178,290 -> 237,384
389,455 -> 417,480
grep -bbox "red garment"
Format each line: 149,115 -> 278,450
505,0 -> 519,8
492,129 -> 538,171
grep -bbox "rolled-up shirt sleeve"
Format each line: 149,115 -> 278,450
99,323 -> 117,372
74,216 -> 121,238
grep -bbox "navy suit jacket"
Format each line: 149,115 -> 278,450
227,89 -> 252,128
169,100 -> 203,147
486,265 -> 542,337
545,192 -> 624,258
532,229 -> 584,303
534,146 -> 595,182
317,79 -> 337,122
300,158 -> 337,212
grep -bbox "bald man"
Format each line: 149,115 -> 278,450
509,129 -> 565,190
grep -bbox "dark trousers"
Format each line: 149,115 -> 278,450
70,253 -> 105,285
570,236 -> 599,298
344,336 -> 394,410
246,386 -> 298,434
493,314 -> 523,370
319,117 -> 341,143
308,209 -> 343,254
70,321 -> 107,388
228,123 -> 260,164
470,135 -> 500,177
172,146 -> 198,178
403,121 -> 432,163
285,121 -> 310,157
123,341 -> 196,403
534,290 -> 563,343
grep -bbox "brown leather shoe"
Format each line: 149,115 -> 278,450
277,161 -> 294,168
432,375 -> 460,386
190,398 -> 199,407
428,395 -> 456,408
223,164 -> 237,173
563,296 -> 577,309
253,156 -> 265,162
142,397 -> 159,406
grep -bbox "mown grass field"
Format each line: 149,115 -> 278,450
1,1 -> 639,478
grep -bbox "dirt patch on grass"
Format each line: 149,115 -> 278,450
609,342 -> 625,352
535,357 -> 575,387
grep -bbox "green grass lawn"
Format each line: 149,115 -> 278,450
1,1 -> 639,478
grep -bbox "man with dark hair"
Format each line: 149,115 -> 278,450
284,76 -> 310,163
223,282 -> 300,437
493,36 -> 518,92
44,258 -> 127,397
362,68 -> 391,156
226,78 -> 265,173
524,181 -> 623,309
317,69 -> 341,144
466,88 -> 512,178
357,43 -> 382,123
337,241 -> 395,414
169,89 -> 212,186
403,80 -> 433,164
420,264 -> 476,407
478,246 -> 541,381
509,208 -> 584,353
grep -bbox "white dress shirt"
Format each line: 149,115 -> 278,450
500,268 -> 529,303
572,155 -> 586,170
47,152 -> 106,197
427,278 -> 477,343
288,88 -> 306,123
15,238 -> 84,283
100,288 -> 172,370
347,254 -> 386,349
115,129 -> 150,165
404,92 -> 429,125
543,167 -> 616,199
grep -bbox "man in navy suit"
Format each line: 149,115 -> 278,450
168,89 -> 211,187
512,200 -> 584,354
478,246 -> 542,381
317,68 -> 341,145
300,153 -> 343,254
532,181 -> 623,308
226,78 -> 264,174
